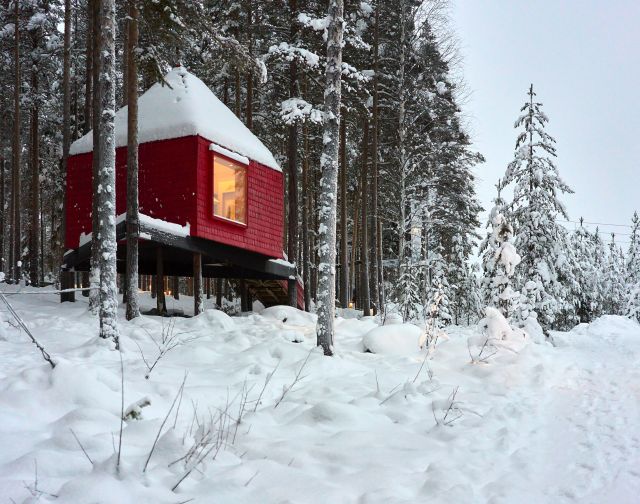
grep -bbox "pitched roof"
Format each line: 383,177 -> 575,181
69,67 -> 280,171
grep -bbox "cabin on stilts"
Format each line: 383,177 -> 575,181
63,66 -> 303,314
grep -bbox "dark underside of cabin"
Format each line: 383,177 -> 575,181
62,219 -> 301,310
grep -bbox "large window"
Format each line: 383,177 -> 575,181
213,155 -> 247,224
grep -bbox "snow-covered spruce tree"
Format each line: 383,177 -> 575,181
603,234 -> 626,315
480,184 -> 521,320
625,213 -> 640,320
427,249 -> 452,329
96,0 -> 119,345
627,212 -> 640,282
567,221 -> 598,322
503,84 -> 573,331
316,0 -> 344,356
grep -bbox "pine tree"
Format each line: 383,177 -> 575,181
503,84 -> 573,331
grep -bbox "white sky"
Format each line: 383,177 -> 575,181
451,0 -> 640,245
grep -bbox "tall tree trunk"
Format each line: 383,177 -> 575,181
338,111 -> 348,308
83,0 -> 92,134
316,0 -> 344,356
360,117 -> 371,316
155,247 -> 166,314
245,0 -> 253,130
286,0 -> 299,307
125,0 -> 140,320
11,0 -> 21,283
194,253 -> 203,315
397,0 -> 409,321
371,2 -> 384,316
88,0 -> 101,312
59,0 -> 74,300
30,63 -> 40,286
0,138 -> 4,274
301,102 -> 311,311
97,0 -> 119,345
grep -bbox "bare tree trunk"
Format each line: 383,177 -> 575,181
125,0 -> 140,320
156,247 -> 166,314
88,0 -> 101,312
371,2 -> 384,316
97,0 -> 119,345
286,0 -> 299,307
216,277 -> 222,307
316,0 -> 344,356
350,192 -> 359,307
245,0 -> 253,130
194,253 -> 203,315
234,69 -> 241,118
83,0 -> 92,134
301,105 -> 311,311
360,117 -> 371,316
338,111 -> 348,308
30,62 -> 40,286
11,0 -> 21,283
172,276 -> 179,299
0,140 -> 4,274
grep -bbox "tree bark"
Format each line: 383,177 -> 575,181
156,247 -> 166,314
97,0 -> 119,345
316,0 -> 344,356
83,0 -> 93,134
11,0 -> 21,283
286,0 -> 299,307
216,277 -> 223,307
245,0 -> 253,130
372,2 -> 384,316
360,117 -> 371,316
125,0 -> 140,320
30,60 -> 40,286
88,0 -> 102,312
172,276 -> 180,299
193,253 -> 203,315
301,97 -> 311,311
338,111 -> 348,308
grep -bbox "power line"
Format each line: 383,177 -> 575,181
557,219 -> 633,229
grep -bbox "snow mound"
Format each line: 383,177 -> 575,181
362,324 -> 423,355
70,67 -> 280,171
261,305 -> 317,326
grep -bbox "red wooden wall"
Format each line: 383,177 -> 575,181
66,136 -> 197,249
192,136 -> 283,258
65,135 -> 284,261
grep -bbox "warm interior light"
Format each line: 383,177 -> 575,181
348,302 -> 354,309
213,156 -> 247,224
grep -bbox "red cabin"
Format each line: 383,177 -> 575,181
64,67 -> 303,311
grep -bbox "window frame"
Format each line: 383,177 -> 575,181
211,150 -> 249,228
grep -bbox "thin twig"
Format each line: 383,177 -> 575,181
144,372 -> 188,473
70,428 -> 94,465
0,292 -> 55,368
252,362 -> 279,412
274,348 -> 314,409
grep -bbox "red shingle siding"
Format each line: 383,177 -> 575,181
65,136 -> 198,249
193,136 -> 283,258
65,135 -> 283,261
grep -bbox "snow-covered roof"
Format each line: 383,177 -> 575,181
69,67 -> 280,172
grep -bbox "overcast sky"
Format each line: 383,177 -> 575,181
451,0 -> 640,245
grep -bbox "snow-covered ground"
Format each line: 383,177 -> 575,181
1,287 -> 639,503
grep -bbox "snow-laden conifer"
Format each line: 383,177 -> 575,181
503,85 -> 573,330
